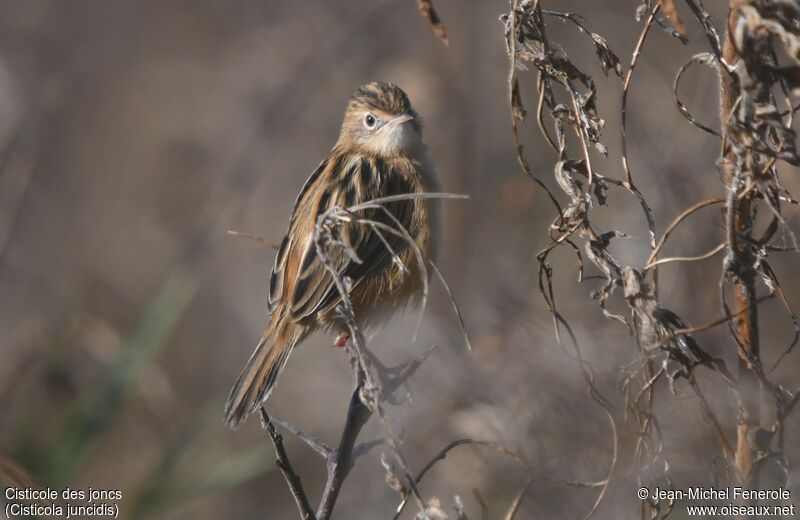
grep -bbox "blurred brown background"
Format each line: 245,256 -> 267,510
1,0 -> 798,518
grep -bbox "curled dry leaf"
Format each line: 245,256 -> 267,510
591,33 -> 623,77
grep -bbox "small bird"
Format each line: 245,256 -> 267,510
225,82 -> 440,428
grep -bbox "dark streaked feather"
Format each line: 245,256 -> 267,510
224,315 -> 305,429
268,158 -> 329,313
268,235 -> 290,312
276,152 -> 414,321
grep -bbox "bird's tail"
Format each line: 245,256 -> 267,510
224,314 -> 305,429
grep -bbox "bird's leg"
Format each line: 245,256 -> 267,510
334,331 -> 350,348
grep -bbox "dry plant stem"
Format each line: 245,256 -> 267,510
473,489 -> 489,520
260,409 -> 317,520
504,4 -> 620,516
268,341 -> 434,520
621,2 -> 659,250
269,416 -> 332,457
646,198 -> 725,266
505,2 -> 798,518
502,479 -> 533,520
506,0 -> 565,219
644,242 -> 725,270
719,1 -> 762,490
317,367 -> 370,520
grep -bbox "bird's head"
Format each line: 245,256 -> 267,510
338,82 -> 423,157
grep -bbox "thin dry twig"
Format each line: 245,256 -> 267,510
646,198 -> 725,266
430,261 -> 473,351
269,416 -> 332,458
644,242 -> 726,270
621,2 -> 660,247
226,229 -> 280,249
260,409 -> 317,520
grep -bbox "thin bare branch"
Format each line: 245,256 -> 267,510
430,261 -> 473,351
260,409 -> 317,520
621,2 -> 660,247
270,416 -> 332,458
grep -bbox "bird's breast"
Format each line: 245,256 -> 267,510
343,153 -> 439,326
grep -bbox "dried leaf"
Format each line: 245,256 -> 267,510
511,79 -> 527,121
591,33 -> 623,77
659,0 -> 687,37
417,0 -> 449,45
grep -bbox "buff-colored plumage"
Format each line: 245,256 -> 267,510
225,82 -> 440,428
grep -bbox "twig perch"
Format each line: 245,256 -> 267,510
260,409 -> 316,520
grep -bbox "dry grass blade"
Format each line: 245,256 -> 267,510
430,261 -> 473,351
269,416 -> 332,458
647,198 -> 725,265
226,229 -> 280,249
674,53 -> 721,135
347,192 -> 469,211
621,2 -> 659,247
644,242 -> 726,270
416,0 -> 449,45
473,489 -> 489,520
502,479 -> 533,520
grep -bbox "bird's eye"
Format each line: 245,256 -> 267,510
365,114 -> 376,128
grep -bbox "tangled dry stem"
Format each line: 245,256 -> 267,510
503,0 -> 800,517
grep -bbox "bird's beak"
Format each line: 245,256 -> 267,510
386,114 -> 413,127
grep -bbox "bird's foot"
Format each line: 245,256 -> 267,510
334,332 -> 350,348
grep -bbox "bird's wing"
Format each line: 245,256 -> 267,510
268,153 -> 414,322
267,158 -> 327,313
